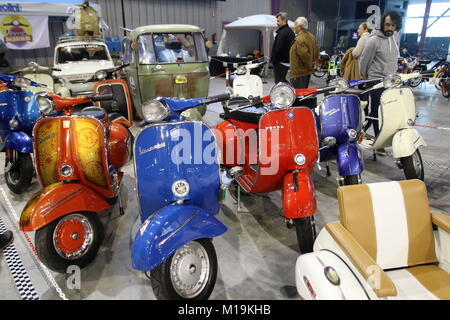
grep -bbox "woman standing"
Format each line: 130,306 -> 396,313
352,22 -> 371,60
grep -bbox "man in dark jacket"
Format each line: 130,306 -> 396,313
271,12 -> 295,83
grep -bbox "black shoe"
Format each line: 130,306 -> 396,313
0,230 -> 13,252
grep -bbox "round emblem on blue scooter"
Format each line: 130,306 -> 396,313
288,112 -> 294,119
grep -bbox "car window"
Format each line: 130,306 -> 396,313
56,44 -> 109,64
137,32 -> 207,64
122,38 -> 134,64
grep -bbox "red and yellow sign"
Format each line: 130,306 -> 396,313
0,15 -> 32,43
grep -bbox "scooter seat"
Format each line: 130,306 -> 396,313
80,106 -> 107,120
418,59 -> 431,65
223,109 -> 262,124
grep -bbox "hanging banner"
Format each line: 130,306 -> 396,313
0,14 -> 49,49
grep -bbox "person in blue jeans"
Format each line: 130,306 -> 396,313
0,230 -> 13,252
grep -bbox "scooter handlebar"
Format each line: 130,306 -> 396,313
89,93 -> 114,102
205,93 -> 231,104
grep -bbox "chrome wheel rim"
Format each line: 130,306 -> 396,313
170,241 -> 210,299
53,214 -> 94,260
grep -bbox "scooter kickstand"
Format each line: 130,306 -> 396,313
326,163 -> 331,177
237,184 -> 242,213
118,189 -> 125,216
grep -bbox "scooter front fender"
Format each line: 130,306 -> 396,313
282,172 -> 316,219
336,142 -> 364,177
1,131 -> 32,153
19,182 -> 110,232
392,128 -> 426,158
132,204 -> 227,271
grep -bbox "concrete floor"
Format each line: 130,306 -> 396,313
0,74 -> 449,300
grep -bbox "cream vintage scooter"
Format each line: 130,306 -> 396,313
359,72 -> 426,180
226,61 -> 266,99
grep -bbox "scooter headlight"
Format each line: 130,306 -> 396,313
329,78 -> 349,93
236,65 -> 247,75
13,77 -> 31,88
142,98 -> 170,123
36,94 -> 56,115
95,70 -> 108,81
269,83 -> 296,108
294,153 -> 306,166
383,75 -> 402,88
9,119 -> 19,129
60,164 -> 73,177
347,129 -> 358,139
172,179 -> 190,198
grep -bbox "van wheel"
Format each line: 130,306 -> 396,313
35,212 -> 104,273
149,239 -> 217,300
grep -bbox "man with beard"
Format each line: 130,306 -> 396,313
359,11 -> 402,156
271,12 -> 295,83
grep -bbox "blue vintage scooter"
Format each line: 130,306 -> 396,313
132,93 -> 231,300
0,74 -> 46,193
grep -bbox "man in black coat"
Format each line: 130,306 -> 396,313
271,12 -> 295,83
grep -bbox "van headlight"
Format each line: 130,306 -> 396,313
36,94 -> 55,115
142,98 -> 170,122
383,75 -> 402,88
270,83 -> 295,108
95,70 -> 108,81
13,77 -> 31,88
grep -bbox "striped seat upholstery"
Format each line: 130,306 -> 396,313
337,179 -> 438,270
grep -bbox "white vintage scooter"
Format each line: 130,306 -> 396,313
359,72 -> 426,180
226,61 -> 266,100
295,179 -> 450,300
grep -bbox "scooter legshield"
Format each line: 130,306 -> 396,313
131,204 -> 227,271
1,131 -> 32,153
19,182 -> 110,232
336,142 -> 364,177
282,172 -> 316,219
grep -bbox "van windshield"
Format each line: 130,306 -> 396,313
137,32 -> 208,64
56,44 -> 109,64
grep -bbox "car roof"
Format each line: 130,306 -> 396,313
127,24 -> 202,40
55,41 -> 108,48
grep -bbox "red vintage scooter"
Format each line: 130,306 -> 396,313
19,92 -> 133,272
215,83 -> 320,253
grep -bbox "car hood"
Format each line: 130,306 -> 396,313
52,60 -> 115,77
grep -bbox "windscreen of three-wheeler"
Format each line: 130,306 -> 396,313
137,32 -> 208,65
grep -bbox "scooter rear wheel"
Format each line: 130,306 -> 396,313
442,82 -> 450,98
294,216 -> 316,254
149,238 -> 217,300
5,151 -> 33,194
35,212 -> 104,273
400,149 -> 424,181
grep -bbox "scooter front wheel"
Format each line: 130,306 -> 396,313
35,212 -> 104,273
400,149 -> 424,181
5,151 -> 33,194
343,175 -> 361,185
294,216 -> 316,254
149,238 -> 217,300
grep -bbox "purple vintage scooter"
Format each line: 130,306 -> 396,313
295,78 -> 381,185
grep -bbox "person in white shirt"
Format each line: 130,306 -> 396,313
352,22 -> 371,60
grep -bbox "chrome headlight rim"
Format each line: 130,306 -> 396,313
60,164 -> 73,177
236,65 -> 247,75
269,82 -> 296,109
294,153 -> 306,166
172,179 -> 190,198
347,129 -> 358,140
13,76 -> 32,89
95,70 -> 108,81
383,75 -> 402,88
329,78 -> 349,93
142,98 -> 170,123
36,93 -> 56,115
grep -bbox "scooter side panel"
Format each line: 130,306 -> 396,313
16,91 -> 40,134
34,118 -> 60,186
336,142 -> 364,177
131,204 -> 227,271
19,182 -> 110,232
282,172 -> 316,219
134,122 -> 220,222
2,131 -> 33,153
0,90 -> 18,139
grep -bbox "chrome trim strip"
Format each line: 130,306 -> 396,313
157,209 -> 201,247
41,188 -> 83,216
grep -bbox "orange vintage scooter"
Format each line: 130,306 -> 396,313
19,92 -> 133,272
